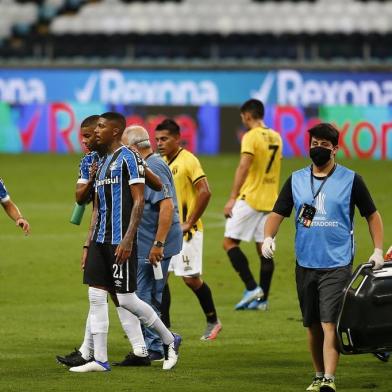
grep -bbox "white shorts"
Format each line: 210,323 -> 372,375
168,231 -> 203,277
224,199 -> 269,243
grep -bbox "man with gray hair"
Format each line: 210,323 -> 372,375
113,126 -> 183,365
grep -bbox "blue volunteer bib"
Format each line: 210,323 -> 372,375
292,164 -> 355,268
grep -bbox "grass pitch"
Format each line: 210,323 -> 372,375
0,154 -> 391,392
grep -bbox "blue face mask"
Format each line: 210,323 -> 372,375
310,146 -> 332,167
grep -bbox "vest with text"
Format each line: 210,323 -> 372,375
292,164 -> 355,269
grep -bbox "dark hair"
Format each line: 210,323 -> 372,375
155,118 -> 180,136
240,99 -> 264,119
100,112 -> 126,132
81,115 -> 99,128
308,123 -> 339,146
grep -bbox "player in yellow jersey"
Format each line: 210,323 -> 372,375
223,99 -> 283,311
155,119 -> 222,341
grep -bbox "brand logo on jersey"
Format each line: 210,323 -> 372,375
315,192 -> 326,215
114,279 -> 122,287
96,177 -> 119,186
138,164 -> 145,176
171,166 -> 178,175
109,162 -> 117,171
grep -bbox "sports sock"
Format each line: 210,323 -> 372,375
193,282 -> 218,323
160,283 -> 171,327
79,311 -> 94,360
116,306 -> 148,357
259,256 -> 275,301
324,374 -> 335,382
117,293 -> 174,345
88,287 -> 109,363
315,372 -> 324,378
227,247 -> 257,290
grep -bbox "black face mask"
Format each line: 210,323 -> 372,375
309,146 -> 332,167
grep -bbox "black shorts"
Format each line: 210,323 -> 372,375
295,263 -> 352,327
83,242 -> 137,293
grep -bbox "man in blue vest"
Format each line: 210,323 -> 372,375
262,123 -> 384,392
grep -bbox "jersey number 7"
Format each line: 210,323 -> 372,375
266,145 -> 279,173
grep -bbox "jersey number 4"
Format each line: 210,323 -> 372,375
266,145 -> 279,173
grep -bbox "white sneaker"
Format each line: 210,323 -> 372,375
69,360 -> 111,372
162,333 -> 182,370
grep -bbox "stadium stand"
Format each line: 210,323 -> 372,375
0,0 -> 391,63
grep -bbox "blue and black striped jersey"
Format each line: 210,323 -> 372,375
0,178 -> 10,203
93,146 -> 145,245
77,151 -> 100,184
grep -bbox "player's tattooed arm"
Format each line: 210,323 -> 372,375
115,183 -> 145,264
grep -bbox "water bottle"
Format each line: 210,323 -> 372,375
70,203 -> 86,225
153,263 -> 163,280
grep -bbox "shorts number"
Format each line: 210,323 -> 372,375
266,145 -> 279,173
113,264 -> 123,279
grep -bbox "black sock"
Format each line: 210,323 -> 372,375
160,283 -> 171,328
259,256 -> 275,301
193,282 -> 218,323
227,247 -> 257,291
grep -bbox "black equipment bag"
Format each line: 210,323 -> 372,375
337,261 -> 392,355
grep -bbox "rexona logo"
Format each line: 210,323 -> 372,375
252,70 -> 392,106
0,77 -> 46,104
75,70 -> 218,105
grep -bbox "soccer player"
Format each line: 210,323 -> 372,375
0,178 -> 30,234
76,116 -> 162,206
57,116 -> 167,368
68,112 -> 181,373
113,125 -> 182,365
262,123 -> 384,392
155,118 -> 222,341
223,99 -> 282,310
75,115 -> 101,205
58,115 -> 147,367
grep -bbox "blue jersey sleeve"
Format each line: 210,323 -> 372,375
77,152 -> 99,184
123,147 -> 145,185
77,155 -> 90,184
0,178 -> 10,203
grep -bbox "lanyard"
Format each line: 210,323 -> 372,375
310,164 -> 337,203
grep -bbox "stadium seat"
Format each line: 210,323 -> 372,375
1,0 -> 392,61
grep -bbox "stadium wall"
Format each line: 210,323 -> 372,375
0,68 -> 392,158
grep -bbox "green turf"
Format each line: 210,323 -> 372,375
0,154 -> 391,392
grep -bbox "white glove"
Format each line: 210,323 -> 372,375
262,237 -> 275,259
369,248 -> 384,270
